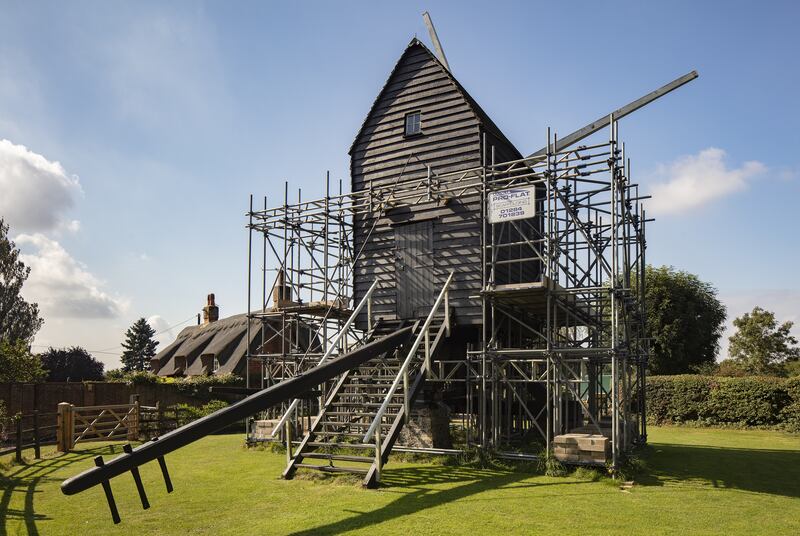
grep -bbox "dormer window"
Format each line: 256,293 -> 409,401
404,111 -> 422,136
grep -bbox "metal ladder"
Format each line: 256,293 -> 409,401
282,272 -> 454,487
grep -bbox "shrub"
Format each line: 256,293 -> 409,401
646,375 -> 799,431
702,377 -> 789,426
781,377 -> 800,432
646,375 -> 711,424
174,400 -> 231,428
170,373 -> 242,398
105,369 -> 159,385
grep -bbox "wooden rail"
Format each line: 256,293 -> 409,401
58,399 -> 140,452
0,410 -> 59,461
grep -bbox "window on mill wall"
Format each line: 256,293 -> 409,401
404,111 -> 421,136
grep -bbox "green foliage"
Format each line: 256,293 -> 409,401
120,317 -> 158,372
39,346 -> 104,381
103,368 -> 128,381
0,219 -> 44,343
175,399 -> 230,422
646,375 -> 800,431
103,369 -> 242,400
104,369 -> 159,385
636,266 -> 726,375
536,448 -> 567,477
728,307 -> 800,376
0,339 -> 45,382
167,373 -> 243,397
715,358 -> 750,377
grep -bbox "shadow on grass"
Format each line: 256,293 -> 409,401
638,442 -> 800,498
0,445 -> 116,536
288,464 -> 588,536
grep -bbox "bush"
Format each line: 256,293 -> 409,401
175,399 -> 229,420
646,375 -> 712,424
170,373 -> 242,398
105,369 -> 159,385
105,370 -> 243,399
646,375 -> 800,431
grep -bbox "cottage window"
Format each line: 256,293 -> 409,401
404,111 -> 422,136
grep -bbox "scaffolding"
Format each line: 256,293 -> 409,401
244,118 -> 649,466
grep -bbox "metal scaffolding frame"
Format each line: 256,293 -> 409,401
244,120 -> 649,467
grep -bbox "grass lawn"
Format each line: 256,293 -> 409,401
1,426 -> 798,535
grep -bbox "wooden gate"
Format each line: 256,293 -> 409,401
57,401 -> 139,451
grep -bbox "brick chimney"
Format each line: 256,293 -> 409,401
272,270 -> 292,308
203,293 -> 219,324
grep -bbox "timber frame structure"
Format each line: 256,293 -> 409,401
244,117 -> 650,468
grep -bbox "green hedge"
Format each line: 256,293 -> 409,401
646,375 -> 800,431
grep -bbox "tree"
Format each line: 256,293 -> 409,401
40,346 -> 105,381
0,339 -> 45,382
728,307 -> 800,376
0,219 -> 44,343
120,318 -> 158,372
635,265 -> 727,375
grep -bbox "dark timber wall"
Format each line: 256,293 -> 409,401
350,39 -> 527,329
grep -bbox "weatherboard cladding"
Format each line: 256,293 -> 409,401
350,39 -> 532,329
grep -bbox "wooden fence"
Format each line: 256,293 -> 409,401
0,410 -> 59,462
56,399 -> 196,452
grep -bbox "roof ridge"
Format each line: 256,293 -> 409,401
348,37 -> 521,159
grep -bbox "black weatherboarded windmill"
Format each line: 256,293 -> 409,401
61,14 -> 697,523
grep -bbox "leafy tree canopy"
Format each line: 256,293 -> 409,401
120,318 -> 158,372
0,339 -> 45,383
728,307 -> 800,376
0,219 -> 43,343
40,346 -> 105,382
636,265 -> 727,375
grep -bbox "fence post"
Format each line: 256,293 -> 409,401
33,410 -> 41,459
15,414 -> 22,463
128,396 -> 140,441
68,404 -> 75,451
57,402 -> 70,452
156,401 -> 162,437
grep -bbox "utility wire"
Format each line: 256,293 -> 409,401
31,313 -> 198,356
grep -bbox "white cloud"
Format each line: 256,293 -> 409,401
16,233 -> 128,319
146,314 -> 174,345
718,290 -> 800,360
647,148 -> 766,216
0,139 -> 83,233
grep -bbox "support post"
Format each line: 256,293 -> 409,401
15,415 -> 22,463
128,395 -> 140,441
374,427 -> 382,484
403,366 -> 410,423
285,420 -> 292,465
33,410 -> 41,459
57,402 -> 73,452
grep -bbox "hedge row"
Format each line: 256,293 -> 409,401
646,375 -> 800,431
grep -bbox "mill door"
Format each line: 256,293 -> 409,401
394,220 -> 435,319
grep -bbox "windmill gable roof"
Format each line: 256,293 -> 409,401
348,38 -> 521,160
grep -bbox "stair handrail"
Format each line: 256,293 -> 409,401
362,271 -> 454,443
270,278 -> 380,437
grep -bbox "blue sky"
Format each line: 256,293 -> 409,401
0,1 -> 798,367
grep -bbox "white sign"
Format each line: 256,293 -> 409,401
487,186 -> 536,223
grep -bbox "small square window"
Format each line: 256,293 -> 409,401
404,111 -> 422,136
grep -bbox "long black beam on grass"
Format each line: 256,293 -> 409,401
61,326 -> 413,497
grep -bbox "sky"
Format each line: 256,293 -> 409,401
0,0 -> 798,368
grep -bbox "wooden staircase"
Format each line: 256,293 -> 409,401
282,313 -> 451,487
